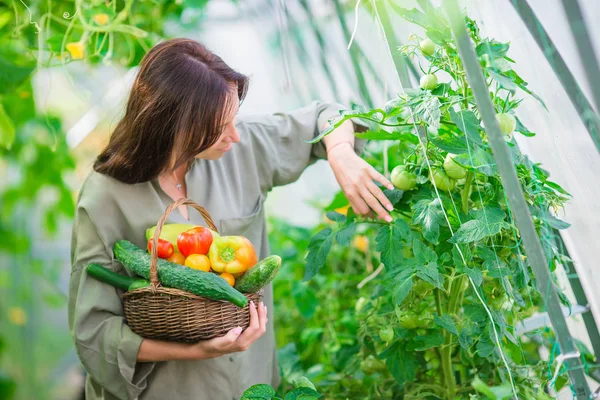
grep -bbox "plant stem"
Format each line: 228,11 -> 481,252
461,171 -> 474,214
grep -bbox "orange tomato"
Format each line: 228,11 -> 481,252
168,252 -> 186,265
184,254 -> 211,272
220,273 -> 235,287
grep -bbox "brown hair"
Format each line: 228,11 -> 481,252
94,38 -> 249,183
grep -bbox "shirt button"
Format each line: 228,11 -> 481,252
229,356 -> 234,362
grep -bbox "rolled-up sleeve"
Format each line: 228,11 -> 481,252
243,100 -> 368,191
68,208 -> 155,400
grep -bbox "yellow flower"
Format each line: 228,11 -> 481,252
334,205 -> 351,216
66,42 -> 85,60
8,307 -> 27,326
93,13 -> 110,26
352,235 -> 369,253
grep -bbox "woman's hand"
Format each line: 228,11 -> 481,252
191,300 -> 268,359
328,143 -> 395,222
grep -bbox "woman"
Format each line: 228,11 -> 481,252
68,38 -> 394,400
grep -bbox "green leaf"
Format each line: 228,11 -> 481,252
383,189 -> 403,206
476,337 -> 496,358
431,83 -> 451,96
291,281 -> 318,319
414,94 -> 441,129
304,228 -> 334,281
413,239 -> 438,265
430,133 -> 469,154
416,262 -> 444,289
434,314 -> 458,335
545,180 -> 570,196
464,267 -> 483,286
412,198 -> 445,244
389,6 -> 429,28
325,211 -> 346,223
471,375 -> 514,399
380,342 -> 417,384
0,370 -> 16,400
459,328 -> 474,350
449,109 -> 483,146
414,330 -> 445,350
376,219 -> 411,270
476,40 -> 510,59
355,130 -> 419,143
488,70 -> 517,92
335,223 -> 357,246
241,384 -> 276,400
449,208 -> 509,244
540,213 -> 570,230
426,29 -> 449,45
392,270 -> 413,305
0,46 -> 35,95
284,388 -> 322,400
453,146 -> 497,176
0,104 -> 15,150
515,116 -> 535,137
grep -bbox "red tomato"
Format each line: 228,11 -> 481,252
177,227 -> 213,257
147,238 -> 174,259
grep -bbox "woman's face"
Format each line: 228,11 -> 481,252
195,93 -> 241,160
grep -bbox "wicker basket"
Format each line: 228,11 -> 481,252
121,198 -> 263,342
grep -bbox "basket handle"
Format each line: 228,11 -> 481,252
149,198 -> 218,289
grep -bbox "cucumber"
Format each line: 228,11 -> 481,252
114,240 -> 248,308
128,279 -> 151,291
235,255 -> 282,293
86,263 -> 139,291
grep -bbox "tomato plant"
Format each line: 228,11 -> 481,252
298,4 -> 582,399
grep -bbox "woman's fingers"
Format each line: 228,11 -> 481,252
366,180 -> 394,213
235,301 -> 266,350
360,186 -> 392,222
369,167 -> 394,191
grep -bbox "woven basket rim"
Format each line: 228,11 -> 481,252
121,286 -> 265,304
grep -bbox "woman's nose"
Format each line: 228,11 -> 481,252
230,127 -> 240,143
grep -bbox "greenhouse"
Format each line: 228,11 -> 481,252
1,0 -> 599,399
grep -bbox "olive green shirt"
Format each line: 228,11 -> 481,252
68,101 -> 365,400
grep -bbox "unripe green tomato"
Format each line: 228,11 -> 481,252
379,326 -> 394,342
399,314 -> 419,329
360,355 -> 386,375
390,165 -> 417,191
413,280 -> 434,296
496,113 -> 516,136
443,154 -> 467,179
419,38 -> 436,56
431,169 -> 456,192
420,74 -> 438,90
355,297 -> 368,314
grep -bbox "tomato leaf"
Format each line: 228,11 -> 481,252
380,341 -> 417,384
459,328 -> 474,350
388,6 -> 429,29
414,94 -> 441,129
325,211 -> 346,223
355,129 -> 418,143
434,313 -> 459,335
429,132 -> 469,154
416,262 -> 444,290
412,198 -> 445,244
515,116 -> 535,137
413,330 -> 445,350
291,281 -> 318,319
304,228 -> 334,281
284,387 -> 322,400
449,109 -> 483,146
335,223 -> 357,246
376,219 -> 411,270
391,269 -> 414,305
241,384 -> 276,400
464,267 -> 483,287
449,208 -> 509,244
383,189 -> 403,206
476,40 -> 510,59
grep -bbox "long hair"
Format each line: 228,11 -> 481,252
94,38 -> 249,183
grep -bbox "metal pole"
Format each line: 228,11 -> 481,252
559,0 -> 600,115
441,0 -> 591,398
508,0 -> 600,152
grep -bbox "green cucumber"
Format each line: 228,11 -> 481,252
86,263 -> 139,291
128,279 -> 151,291
114,240 -> 248,308
235,255 -> 282,293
